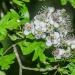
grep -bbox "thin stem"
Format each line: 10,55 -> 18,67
22,65 -> 39,71
13,44 -> 22,66
19,67 -> 22,75
13,45 -> 57,73
13,44 -> 23,75
54,70 -> 58,75
21,63 -> 57,72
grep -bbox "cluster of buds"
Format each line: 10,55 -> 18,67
23,7 -> 74,59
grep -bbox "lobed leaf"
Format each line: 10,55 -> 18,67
66,62 -> 75,74
0,9 -> 20,41
18,39 -> 47,62
19,5 -> 30,23
0,53 -> 15,70
13,0 -> 24,6
69,0 -> 75,8
61,0 -> 68,5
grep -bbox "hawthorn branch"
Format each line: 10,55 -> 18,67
13,44 -> 23,75
12,44 -> 57,74
19,67 -> 22,75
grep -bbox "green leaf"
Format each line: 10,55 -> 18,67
60,0 -> 75,8
32,49 -> 39,61
6,19 -> 20,30
22,0 -> 30,2
0,71 -> 6,75
58,68 -> 69,75
18,40 -> 35,55
66,63 -> 75,72
0,12 -> 10,26
0,9 -> 21,41
69,58 -> 75,63
0,2 -> 29,41
0,53 -> 15,70
69,0 -> 75,8
19,5 -> 30,23
8,34 -> 17,41
10,9 -> 20,19
0,29 -> 7,41
48,57 -> 55,62
26,34 -> 35,39
13,0 -> 24,6
71,70 -> 75,75
38,49 -> 46,62
33,46 -> 47,62
61,0 -> 68,5
0,48 -> 4,56
18,39 -> 47,62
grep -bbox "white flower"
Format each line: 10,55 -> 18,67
40,22 -> 46,32
48,16 -> 54,25
63,49 -> 71,58
35,35 -> 41,39
23,23 -> 33,35
34,20 -> 46,32
23,7 -> 72,59
53,22 -> 59,28
71,44 -> 75,49
54,47 -> 71,59
52,32 -> 60,45
46,40 -> 52,47
24,30 -> 30,35
34,20 -> 40,26
65,39 -> 75,46
41,34 -> 46,39
48,7 -> 55,14
54,32 -> 60,39
58,17 -> 63,22
58,49 -> 65,56
54,49 -> 65,59
55,55 -> 62,59
53,39 -> 60,45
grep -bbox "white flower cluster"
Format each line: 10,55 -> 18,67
23,7 -> 73,59
53,47 -> 71,59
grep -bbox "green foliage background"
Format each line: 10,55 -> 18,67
0,0 -> 75,75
